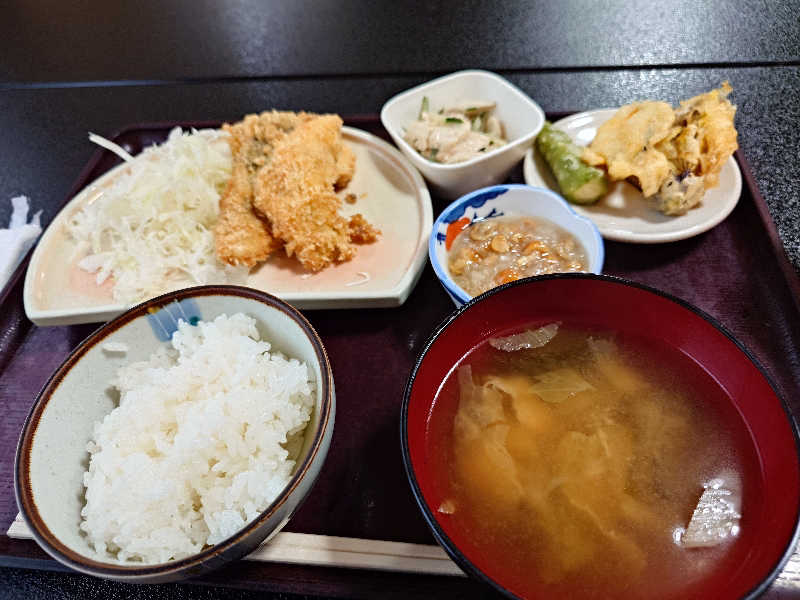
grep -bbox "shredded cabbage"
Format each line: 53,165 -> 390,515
67,128 -> 246,304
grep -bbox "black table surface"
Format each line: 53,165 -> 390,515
2,1 -> 800,598
3,0 -> 799,82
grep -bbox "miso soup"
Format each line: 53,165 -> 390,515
426,324 -> 760,599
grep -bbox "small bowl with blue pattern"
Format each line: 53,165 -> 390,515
429,184 -> 604,306
15,285 -> 334,583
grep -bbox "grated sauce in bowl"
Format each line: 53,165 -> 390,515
447,216 -> 588,296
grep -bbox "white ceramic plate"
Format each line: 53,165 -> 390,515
523,109 -> 742,243
24,126 -> 433,326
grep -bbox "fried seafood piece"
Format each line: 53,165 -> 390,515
582,101 -> 676,198
666,82 -> 738,190
335,143 -> 356,189
214,111 -> 315,267
215,166 -> 280,268
347,213 -> 380,244
253,115 -> 378,271
583,83 -> 738,216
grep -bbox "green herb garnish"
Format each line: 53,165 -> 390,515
445,117 -> 463,124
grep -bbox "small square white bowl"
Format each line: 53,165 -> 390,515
380,70 -> 545,199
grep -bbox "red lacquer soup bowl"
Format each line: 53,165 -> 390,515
401,273 -> 800,599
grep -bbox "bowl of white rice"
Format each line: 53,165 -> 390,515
14,285 -> 334,582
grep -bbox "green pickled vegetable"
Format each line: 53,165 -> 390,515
535,122 -> 608,205
419,96 -> 429,119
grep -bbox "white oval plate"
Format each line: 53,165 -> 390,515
24,126 -> 433,326
523,109 -> 742,244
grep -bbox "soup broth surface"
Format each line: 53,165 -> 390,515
427,325 -> 759,599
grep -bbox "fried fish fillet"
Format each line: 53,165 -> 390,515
217,110 -> 378,271
347,213 -> 380,244
253,115 -> 377,271
214,111 -> 315,267
335,143 -> 356,189
214,168 -> 278,267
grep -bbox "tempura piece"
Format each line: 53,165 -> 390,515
253,115 -> 368,271
655,83 -> 738,215
667,82 -> 738,190
583,83 -> 738,215
214,111 -> 315,266
536,122 -> 608,204
582,101 -> 676,197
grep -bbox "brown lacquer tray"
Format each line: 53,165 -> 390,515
2,116 -> 800,598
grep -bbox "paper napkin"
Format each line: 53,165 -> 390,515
0,196 -> 42,290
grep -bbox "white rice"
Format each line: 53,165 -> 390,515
101,341 -> 129,354
80,313 -> 314,563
